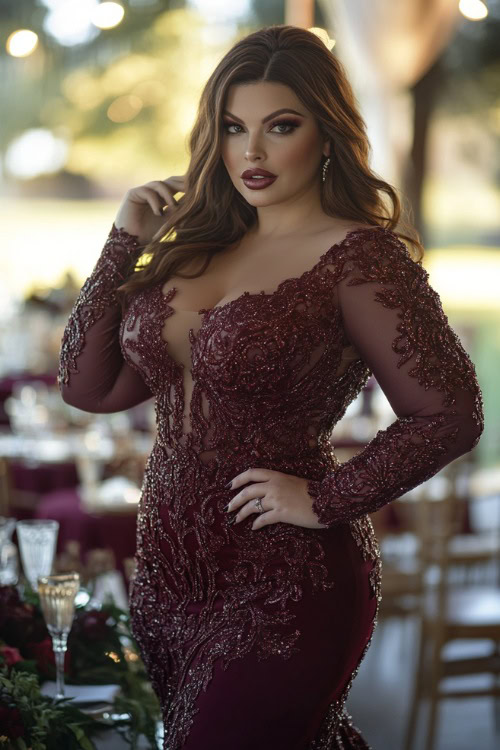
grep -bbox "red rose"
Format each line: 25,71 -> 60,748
0,703 -> 25,739
0,586 -> 48,648
0,644 -> 22,666
25,637 -> 71,677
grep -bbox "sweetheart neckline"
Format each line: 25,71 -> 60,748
157,225 -> 387,318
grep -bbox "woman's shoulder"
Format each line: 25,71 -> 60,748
328,222 -> 425,285
318,220 -> 397,258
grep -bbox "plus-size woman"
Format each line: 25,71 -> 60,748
58,25 -> 484,750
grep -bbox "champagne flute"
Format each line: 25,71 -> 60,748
37,572 -> 80,700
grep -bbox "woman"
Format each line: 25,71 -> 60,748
58,25 -> 484,749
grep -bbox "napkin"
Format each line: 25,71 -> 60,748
41,682 -> 121,704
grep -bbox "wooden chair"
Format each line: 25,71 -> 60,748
374,456 -> 500,625
403,487 -> 500,750
0,456 -> 12,517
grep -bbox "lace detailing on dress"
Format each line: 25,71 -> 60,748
120,232 -> 373,466
58,224 -> 484,749
310,705 -> 373,749
306,229 -> 484,528
58,223 -> 142,388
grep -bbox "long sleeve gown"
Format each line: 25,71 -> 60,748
58,224 -> 484,750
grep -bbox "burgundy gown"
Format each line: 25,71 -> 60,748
58,224 -> 483,749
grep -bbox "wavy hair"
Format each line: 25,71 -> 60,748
116,24 -> 422,310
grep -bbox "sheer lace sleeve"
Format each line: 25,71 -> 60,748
307,229 -> 484,527
58,224 -> 153,413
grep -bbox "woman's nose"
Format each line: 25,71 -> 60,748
244,134 -> 265,160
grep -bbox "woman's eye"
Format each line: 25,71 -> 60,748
269,120 -> 298,134
223,123 -> 243,134
223,120 -> 298,135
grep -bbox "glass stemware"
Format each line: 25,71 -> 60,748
0,516 -> 18,585
37,572 -> 80,700
16,519 -> 59,590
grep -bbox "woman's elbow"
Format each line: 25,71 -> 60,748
467,411 -> 484,452
59,385 -> 103,414
454,410 -> 484,457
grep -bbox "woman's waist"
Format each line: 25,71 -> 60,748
151,436 -> 339,481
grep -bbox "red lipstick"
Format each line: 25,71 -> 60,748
241,168 -> 277,190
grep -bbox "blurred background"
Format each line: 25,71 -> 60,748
0,1 -> 499,749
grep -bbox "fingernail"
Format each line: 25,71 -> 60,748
225,481 -> 232,489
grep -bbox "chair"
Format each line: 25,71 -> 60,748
0,456 -> 11,517
403,486 -> 500,750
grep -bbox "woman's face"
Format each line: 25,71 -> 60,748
221,81 -> 330,208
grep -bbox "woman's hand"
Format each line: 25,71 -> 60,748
114,175 -> 186,245
225,468 -> 329,531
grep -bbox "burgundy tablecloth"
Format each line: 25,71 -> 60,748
34,488 -> 137,575
10,460 -> 79,494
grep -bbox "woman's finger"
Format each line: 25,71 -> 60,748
226,478 -> 270,512
232,496 -> 270,525
138,186 -> 166,216
251,508 -> 276,530
146,181 -> 179,208
228,467 -> 275,491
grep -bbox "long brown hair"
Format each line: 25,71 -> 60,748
116,24 -> 422,310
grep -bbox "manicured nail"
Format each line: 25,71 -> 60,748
225,481 -> 232,489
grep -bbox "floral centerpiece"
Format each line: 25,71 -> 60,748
0,585 -> 160,749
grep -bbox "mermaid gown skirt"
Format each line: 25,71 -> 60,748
128,441 -> 380,748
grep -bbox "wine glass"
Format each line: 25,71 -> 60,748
16,519 -> 59,590
0,517 -> 18,585
37,572 -> 80,700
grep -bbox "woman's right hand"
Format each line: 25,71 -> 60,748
114,175 -> 186,245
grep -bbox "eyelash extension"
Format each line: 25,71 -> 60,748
223,119 -> 300,135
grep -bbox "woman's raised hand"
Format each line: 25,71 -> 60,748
114,175 -> 186,245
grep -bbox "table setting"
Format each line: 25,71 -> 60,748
0,515 -> 161,749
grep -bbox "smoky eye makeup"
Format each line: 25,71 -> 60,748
222,119 -> 301,134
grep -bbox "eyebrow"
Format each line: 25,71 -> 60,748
222,108 -> 306,124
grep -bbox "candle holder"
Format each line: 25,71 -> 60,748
37,572 -> 80,700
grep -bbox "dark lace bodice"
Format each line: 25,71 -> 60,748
58,223 -> 484,749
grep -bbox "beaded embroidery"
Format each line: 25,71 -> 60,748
58,225 -> 142,389
58,224 -> 483,749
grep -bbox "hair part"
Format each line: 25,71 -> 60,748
116,24 -> 423,312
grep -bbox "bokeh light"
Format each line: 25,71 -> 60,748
43,0 -> 100,46
107,94 -> 143,123
5,129 -> 68,179
6,29 -> 39,57
188,0 -> 250,22
307,27 -> 335,50
459,0 -> 489,21
91,2 -> 125,30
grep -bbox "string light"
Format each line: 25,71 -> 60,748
91,2 -> 125,30
6,29 -> 38,57
459,0 -> 488,20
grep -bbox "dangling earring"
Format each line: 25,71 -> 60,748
321,157 -> 331,183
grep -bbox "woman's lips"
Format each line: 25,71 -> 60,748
242,176 -> 277,190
